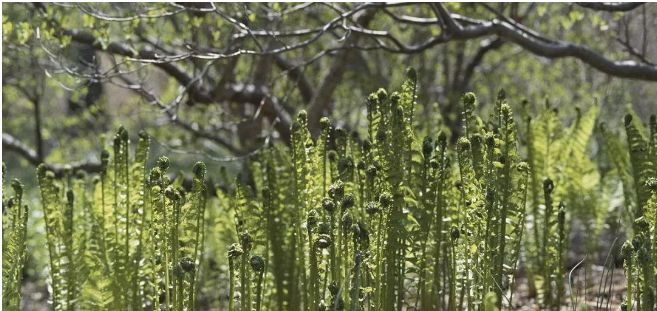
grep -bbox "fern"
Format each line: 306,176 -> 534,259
2,168 -> 29,311
624,114 -> 656,219
619,114 -> 657,311
521,100 -> 602,298
8,69 -> 653,311
220,71 -> 540,310
36,127 -> 207,311
37,165 -> 83,311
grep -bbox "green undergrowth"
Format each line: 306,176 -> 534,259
216,69 -> 655,310
2,69 -> 656,310
3,163 -> 29,311
18,127 -> 208,310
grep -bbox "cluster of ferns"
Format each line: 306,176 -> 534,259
2,69 -> 656,310
4,128 -> 208,311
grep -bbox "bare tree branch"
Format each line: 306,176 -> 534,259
221,82 -> 293,142
3,134 -> 40,166
273,55 -> 315,103
61,3 -> 657,91
616,36 -> 655,66
61,26 -> 295,144
63,28 -> 216,102
27,2 -> 657,157
427,3 -> 657,81
432,3 -> 463,34
3,133 -> 102,175
460,38 -> 506,91
307,8 -> 377,135
112,76 -> 246,155
486,21 -> 657,80
576,2 -> 644,12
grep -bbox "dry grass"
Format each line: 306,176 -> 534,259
513,267 -> 626,311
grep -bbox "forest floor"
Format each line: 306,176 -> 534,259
21,266 -> 626,310
513,266 -> 626,311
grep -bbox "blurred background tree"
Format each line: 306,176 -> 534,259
2,3 -> 656,309
3,3 -> 656,183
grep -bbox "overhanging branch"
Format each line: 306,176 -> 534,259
576,2 -> 644,12
3,133 -> 102,175
63,27 -> 294,143
428,3 -> 657,81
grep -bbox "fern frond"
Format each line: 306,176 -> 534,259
2,177 -> 29,311
625,114 -> 656,219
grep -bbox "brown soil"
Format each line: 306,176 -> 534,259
512,266 -> 626,311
